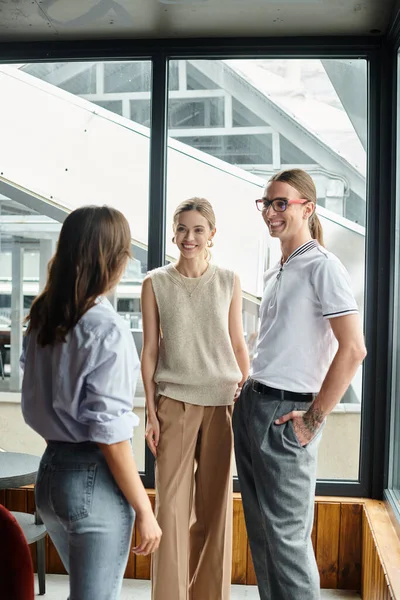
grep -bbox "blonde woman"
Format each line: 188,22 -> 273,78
141,198 -> 249,600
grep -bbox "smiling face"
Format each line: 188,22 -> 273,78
262,180 -> 314,243
174,209 -> 215,260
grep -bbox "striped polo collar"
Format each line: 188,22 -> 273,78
283,239 -> 319,265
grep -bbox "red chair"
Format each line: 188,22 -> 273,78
0,503 -> 34,600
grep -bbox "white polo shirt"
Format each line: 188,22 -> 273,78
251,240 -> 359,394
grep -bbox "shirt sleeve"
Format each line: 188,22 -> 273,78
313,258 -> 359,319
79,323 -> 140,444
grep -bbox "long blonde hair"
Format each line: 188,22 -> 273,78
269,169 -> 325,247
27,205 -> 131,346
172,197 -> 216,261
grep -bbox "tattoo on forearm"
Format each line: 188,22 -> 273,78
303,407 -> 325,434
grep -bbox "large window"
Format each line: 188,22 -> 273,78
0,61 -> 152,471
166,59 -> 367,481
0,52 -> 376,493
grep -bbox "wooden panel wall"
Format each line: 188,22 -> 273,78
315,499 -> 363,590
1,488 -> 363,590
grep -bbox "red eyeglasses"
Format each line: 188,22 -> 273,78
255,198 -> 310,212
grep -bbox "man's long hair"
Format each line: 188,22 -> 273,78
269,169 -> 325,247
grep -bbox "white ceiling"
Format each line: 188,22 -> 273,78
0,0 -> 394,42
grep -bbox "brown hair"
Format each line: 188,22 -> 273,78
172,197 -> 216,261
27,205 -> 132,346
269,168 -> 325,246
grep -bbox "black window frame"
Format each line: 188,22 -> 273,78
0,35 -> 391,498
382,13 -> 400,521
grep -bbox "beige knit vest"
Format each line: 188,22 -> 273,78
149,263 -> 242,406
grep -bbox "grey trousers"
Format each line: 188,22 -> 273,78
233,378 -> 324,600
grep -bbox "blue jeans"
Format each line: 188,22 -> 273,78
35,441 -> 135,600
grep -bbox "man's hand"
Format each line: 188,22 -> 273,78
275,406 -> 325,446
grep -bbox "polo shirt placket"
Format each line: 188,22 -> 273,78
251,240 -> 359,394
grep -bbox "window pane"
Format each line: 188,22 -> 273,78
166,58 -> 367,481
0,61 -> 151,472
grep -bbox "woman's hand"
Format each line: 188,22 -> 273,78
233,386 -> 242,403
133,508 -> 162,555
145,412 -> 160,457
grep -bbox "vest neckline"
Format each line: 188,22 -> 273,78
166,262 -> 216,297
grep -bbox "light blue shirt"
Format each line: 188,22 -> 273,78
20,297 -> 140,444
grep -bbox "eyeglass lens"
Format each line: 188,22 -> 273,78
257,199 -> 287,212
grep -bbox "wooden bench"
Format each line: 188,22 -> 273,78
362,499 -> 400,599
3,487 -> 400,597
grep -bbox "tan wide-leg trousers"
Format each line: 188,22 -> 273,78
151,397 -> 233,600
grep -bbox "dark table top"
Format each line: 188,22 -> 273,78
0,452 -> 40,489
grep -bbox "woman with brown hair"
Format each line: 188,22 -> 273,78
234,169 -> 366,600
21,205 -> 161,600
141,197 -> 249,600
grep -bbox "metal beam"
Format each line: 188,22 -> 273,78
96,63 -> 104,95
224,93 -> 233,128
170,126 -> 272,137
0,241 -> 39,251
82,91 -> 151,101
178,60 -> 187,91
321,59 -> 367,151
272,131 -> 281,169
36,62 -> 96,87
0,180 -> 68,224
81,89 -> 226,102
122,98 -> 130,119
9,243 -> 23,392
0,187 -> 148,250
0,216 -> 60,233
39,238 -> 56,292
0,215 -> 59,222
241,163 -> 319,171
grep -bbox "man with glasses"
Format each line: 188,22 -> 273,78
233,169 -> 366,600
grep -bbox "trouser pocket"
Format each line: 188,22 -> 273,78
49,463 -> 97,523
